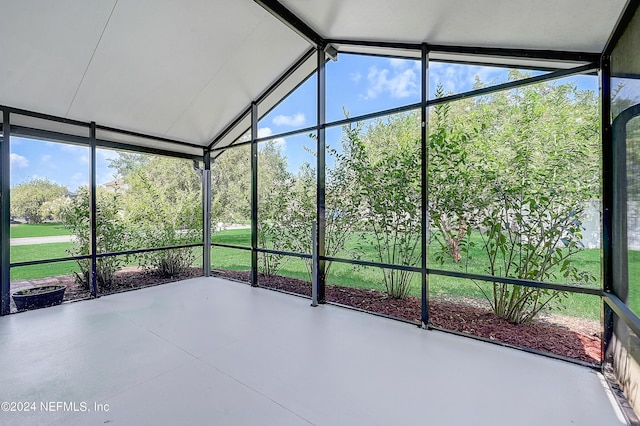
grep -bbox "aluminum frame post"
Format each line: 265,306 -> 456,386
311,221 -> 318,306
89,122 -> 98,297
250,102 -> 259,287
315,47 -> 326,303
601,56 -> 614,352
420,44 -> 430,328
1,110 -> 10,315
203,151 -> 212,277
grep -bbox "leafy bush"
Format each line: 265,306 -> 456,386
257,141 -> 293,277
60,187 -> 128,290
428,77 -> 599,323
339,115 -> 422,299
121,156 -> 202,277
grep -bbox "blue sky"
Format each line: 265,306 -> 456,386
9,54 -> 598,190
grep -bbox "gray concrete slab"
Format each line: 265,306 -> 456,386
0,277 -> 628,425
10,236 -> 72,246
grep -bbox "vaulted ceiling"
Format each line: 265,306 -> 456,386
0,0 -> 629,153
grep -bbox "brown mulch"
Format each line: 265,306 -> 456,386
216,269 -> 602,364
60,267 -> 204,302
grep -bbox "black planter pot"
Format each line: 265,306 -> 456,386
12,285 -> 66,311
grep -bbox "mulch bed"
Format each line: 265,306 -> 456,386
216,270 -> 602,364
60,267 -> 204,302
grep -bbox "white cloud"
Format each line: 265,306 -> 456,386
258,127 -> 273,138
10,153 -> 29,168
273,113 -> 306,127
40,154 -> 51,163
258,127 -> 286,150
349,72 -> 362,83
363,65 -> 419,100
389,58 -> 412,69
79,154 -> 89,165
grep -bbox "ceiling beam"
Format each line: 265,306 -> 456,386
327,38 -> 600,63
254,0 -> 325,47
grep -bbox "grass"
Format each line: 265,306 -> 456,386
628,250 -> 640,318
212,228 -> 605,320
212,228 -> 251,247
10,243 -> 75,280
10,223 -> 71,238
7,227 -> 620,321
11,261 -> 80,281
11,242 -> 74,263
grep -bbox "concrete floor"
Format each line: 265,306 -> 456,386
0,277 -> 627,425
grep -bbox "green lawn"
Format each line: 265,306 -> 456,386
6,227 -> 622,321
10,242 -> 76,280
11,242 -> 74,263
11,261 -> 80,281
10,223 -> 70,238
211,228 -> 606,320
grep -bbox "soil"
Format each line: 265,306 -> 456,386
215,270 -> 602,364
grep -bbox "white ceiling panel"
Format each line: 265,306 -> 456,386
0,0 -> 310,148
164,9 -> 310,144
69,0 -> 308,146
0,0 -> 630,152
0,0 -> 116,116
282,0 -> 626,53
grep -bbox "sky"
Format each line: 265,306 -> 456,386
8,54 -> 599,190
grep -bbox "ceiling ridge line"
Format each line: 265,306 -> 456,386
64,0 -> 120,118
161,12 -> 271,141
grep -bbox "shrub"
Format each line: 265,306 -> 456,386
60,187 -> 129,290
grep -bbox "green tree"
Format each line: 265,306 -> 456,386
121,156 -> 202,276
428,87 -> 481,263
430,72 -> 599,323
211,146 -> 251,226
257,141 -> 293,276
338,114 -> 422,299
61,186 -> 128,290
107,152 -> 149,178
10,178 -> 68,223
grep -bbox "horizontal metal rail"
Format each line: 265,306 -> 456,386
254,125 -> 318,143
95,243 -> 203,259
325,38 -> 600,63
323,255 -> 422,273
9,125 -> 202,161
211,242 -> 252,251
11,254 -> 91,268
10,243 -> 204,268
256,247 -> 312,259
323,255 -> 601,296
428,268 -> 602,296
603,292 -> 640,339
0,105 -> 205,153
324,102 -> 422,130
426,63 -> 598,108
